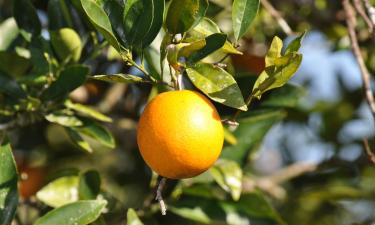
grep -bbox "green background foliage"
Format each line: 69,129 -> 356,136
0,0 -> 374,225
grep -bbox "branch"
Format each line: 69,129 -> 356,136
155,177 -> 167,215
260,0 -> 294,36
242,162 -> 317,199
362,0 -> 375,25
343,0 -> 375,118
353,0 -> 374,33
363,138 -> 375,164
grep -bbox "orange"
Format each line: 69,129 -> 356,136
19,166 -> 45,198
137,90 -> 224,179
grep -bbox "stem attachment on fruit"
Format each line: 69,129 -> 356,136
156,177 -> 167,215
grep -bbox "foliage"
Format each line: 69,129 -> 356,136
0,0 -> 373,225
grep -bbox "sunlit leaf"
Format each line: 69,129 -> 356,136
285,31 -> 306,54
36,176 -> 79,208
265,36 -> 283,67
0,18 -> 19,50
232,0 -> 259,41
92,74 -> 145,83
34,200 -> 107,225
0,137 -> 18,225
81,0 -> 121,51
186,63 -> 247,110
186,17 -> 242,55
65,101 -> 112,123
45,110 -> 83,127
210,159 -> 243,201
50,28 -> 82,62
188,33 -> 227,63
65,127 -> 93,153
126,208 -> 144,225
252,53 -> 302,99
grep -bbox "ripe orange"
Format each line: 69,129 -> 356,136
137,90 -> 224,179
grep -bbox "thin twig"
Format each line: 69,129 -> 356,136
155,177 -> 167,215
222,94 -> 253,128
343,0 -> 375,118
242,162 -> 317,199
260,0 -> 294,36
363,0 -> 375,25
363,138 -> 375,164
353,0 -> 374,33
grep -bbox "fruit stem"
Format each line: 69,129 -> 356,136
156,177 -> 167,215
176,74 -> 183,90
224,94 -> 254,128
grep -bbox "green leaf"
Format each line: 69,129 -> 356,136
79,170 -> 101,200
0,137 -> 18,225
0,18 -> 19,51
285,31 -> 306,54
48,0 -> 74,30
232,0 -> 259,41
210,159 -> 243,201
0,51 -> 30,78
42,65 -> 89,101
144,47 -> 166,81
127,208 -> 144,225
45,110 -> 83,127
261,83 -> 305,108
81,0 -> 121,52
221,110 -> 285,164
74,119 -> 115,149
252,53 -> 303,99
34,200 -> 107,225
65,101 -> 112,123
0,73 -> 27,99
36,176 -> 79,208
166,0 -> 209,34
160,33 -> 172,79
220,192 -> 286,225
142,0 -> 165,47
65,127 -> 93,152
177,40 -> 206,58
103,0 -> 126,46
187,17 -> 242,55
169,198 -> 223,224
50,28 -> 82,63
92,74 -> 145,83
186,63 -> 247,110
13,0 -> 41,41
223,127 -> 237,145
123,0 -> 154,48
170,205 -> 211,224
265,36 -> 283,67
188,33 -> 227,63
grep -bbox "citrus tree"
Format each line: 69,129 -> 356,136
1,0 -> 353,224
